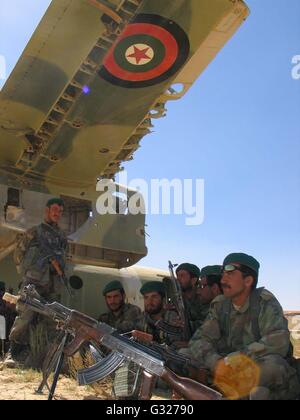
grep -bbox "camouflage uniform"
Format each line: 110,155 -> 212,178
187,289 -> 300,400
10,222 -> 67,345
98,303 -> 141,399
99,303 -> 142,334
134,309 -> 185,347
184,291 -> 209,335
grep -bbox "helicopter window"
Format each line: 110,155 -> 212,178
7,188 -> 20,207
113,192 -> 128,215
69,276 -> 83,290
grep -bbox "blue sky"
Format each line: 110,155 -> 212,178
1,0 -> 299,309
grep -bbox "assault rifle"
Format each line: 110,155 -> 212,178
36,224 -> 73,298
3,286 -> 221,401
165,261 -> 191,341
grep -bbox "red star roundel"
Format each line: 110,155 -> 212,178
99,14 -> 190,88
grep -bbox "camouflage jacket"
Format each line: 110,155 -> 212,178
184,291 -> 210,334
134,309 -> 186,347
14,222 -> 68,287
99,303 -> 142,333
188,288 -> 292,371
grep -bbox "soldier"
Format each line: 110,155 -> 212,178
4,198 -> 68,368
98,280 -> 141,400
196,265 -> 223,321
186,253 -> 300,400
135,281 -> 167,344
0,282 -> 16,353
99,280 -> 141,333
0,282 -> 6,317
175,263 -> 204,334
135,281 -> 184,347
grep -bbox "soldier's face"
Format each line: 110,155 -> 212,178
105,290 -> 125,312
176,270 -> 196,292
197,277 -> 215,304
221,265 -> 251,299
144,292 -> 164,315
45,204 -> 64,224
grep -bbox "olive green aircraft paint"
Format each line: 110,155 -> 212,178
0,255 -> 168,319
0,0 -> 249,270
0,0 -> 249,195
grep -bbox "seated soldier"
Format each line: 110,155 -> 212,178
99,280 -> 141,400
175,263 -> 204,335
0,282 -> 16,354
196,265 -> 223,321
99,280 -> 141,333
135,281 -> 186,347
185,253 -> 300,400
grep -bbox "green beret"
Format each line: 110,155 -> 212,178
140,281 -> 165,297
103,280 -> 124,296
176,263 -> 201,279
223,253 -> 260,274
200,265 -> 222,278
0,281 -> 5,291
46,198 -> 65,208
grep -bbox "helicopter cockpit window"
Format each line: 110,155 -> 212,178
113,192 -> 128,215
7,188 -> 21,208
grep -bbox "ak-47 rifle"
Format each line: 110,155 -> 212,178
165,261 -> 191,341
3,286 -> 221,401
35,224 -> 73,298
132,330 -> 208,388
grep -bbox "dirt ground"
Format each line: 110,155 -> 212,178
0,363 -> 115,400
0,360 -> 169,401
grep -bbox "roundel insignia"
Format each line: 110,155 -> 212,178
99,14 -> 190,88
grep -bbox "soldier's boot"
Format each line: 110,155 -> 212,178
249,386 -> 270,400
3,342 -> 24,369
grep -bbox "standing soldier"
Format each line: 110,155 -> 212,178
99,280 -> 141,333
4,198 -> 68,368
187,253 -> 300,400
0,282 -> 16,353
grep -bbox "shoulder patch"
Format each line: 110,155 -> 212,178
260,289 -> 276,301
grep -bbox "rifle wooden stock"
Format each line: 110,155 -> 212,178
161,367 -> 221,401
51,259 -> 63,276
139,371 -> 156,400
